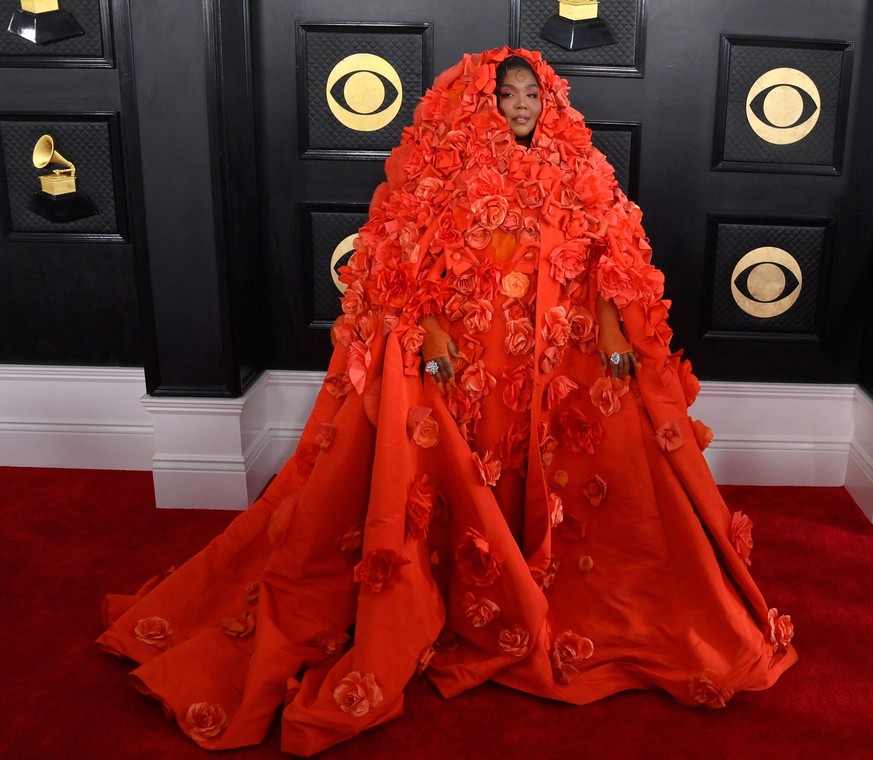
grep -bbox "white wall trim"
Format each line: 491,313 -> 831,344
0,366 -> 870,520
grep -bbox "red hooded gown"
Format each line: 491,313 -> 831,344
97,48 -> 797,756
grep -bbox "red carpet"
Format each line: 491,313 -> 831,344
1,466 -> 871,759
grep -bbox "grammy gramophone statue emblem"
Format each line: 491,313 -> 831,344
7,0 -> 83,45
28,134 -> 98,223
540,0 -> 616,51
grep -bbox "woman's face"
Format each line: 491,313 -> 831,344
497,67 -> 542,147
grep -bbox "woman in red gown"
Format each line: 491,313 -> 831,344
97,47 -> 796,755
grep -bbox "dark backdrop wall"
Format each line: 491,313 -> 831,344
0,0 -> 871,397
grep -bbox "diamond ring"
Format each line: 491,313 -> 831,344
610,352 -> 621,366
425,360 -> 440,375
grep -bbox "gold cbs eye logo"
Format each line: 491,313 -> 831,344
730,246 -> 803,318
330,234 -> 358,294
746,67 -> 821,145
326,54 -> 403,132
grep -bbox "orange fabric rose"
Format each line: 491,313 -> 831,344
542,306 -> 571,347
406,475 -> 435,541
354,549 -> 411,592
548,240 -> 589,284
589,376 -> 624,416
689,670 -> 734,708
133,616 -> 172,649
462,299 -> 494,334
551,630 -> 594,684
459,360 -> 497,400
559,407 -> 603,454
502,360 -> 534,412
768,608 -> 794,652
221,610 -> 256,639
463,592 -> 501,628
185,702 -> 229,741
582,475 -> 607,506
655,421 -> 684,452
408,407 -> 441,448
497,626 -> 530,658
549,493 -> 564,528
504,318 -> 536,356
333,672 -> 384,717
472,450 -> 502,487
730,511 -> 753,566
455,528 -> 502,587
316,423 -> 336,451
499,271 -> 530,298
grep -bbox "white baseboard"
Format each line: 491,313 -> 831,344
1,365 -> 871,520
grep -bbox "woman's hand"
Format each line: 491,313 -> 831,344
419,315 -> 458,385
596,294 -> 638,378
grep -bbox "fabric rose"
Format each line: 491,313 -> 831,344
460,360 -> 497,400
316,630 -> 350,656
221,610 -> 255,638
498,626 -> 530,658
354,549 -> 411,592
730,511 -> 753,566
473,194 -> 510,229
689,669 -> 734,708
551,469 -> 569,489
406,475 -> 435,541
323,373 -> 352,399
463,592 -> 501,628
502,360 -> 534,412
542,306 -> 571,347
582,475 -> 607,506
589,376 -> 626,417
540,346 -> 563,374
337,522 -> 364,553
539,428 -> 558,467
464,224 -> 492,250
133,616 -> 172,649
316,423 -> 336,451
549,493 -> 564,528
551,630 -> 594,684
541,555 -> 560,590
455,528 -> 502,586
408,407 -> 440,448
548,240 -> 589,284
333,672 -> 384,717
768,608 -> 794,652
462,299 -> 494,334
185,702 -> 229,741
496,421 -> 529,472
568,307 -> 597,352
295,442 -> 320,478
341,280 -> 368,317
472,450 -> 502,487
499,271 -> 530,298
655,420 -> 684,452
504,318 -> 536,356
692,418 -> 714,450
559,407 -> 603,454
678,357 -> 701,407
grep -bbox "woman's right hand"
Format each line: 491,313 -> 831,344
419,315 -> 458,385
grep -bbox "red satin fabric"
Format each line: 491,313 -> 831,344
97,48 -> 795,756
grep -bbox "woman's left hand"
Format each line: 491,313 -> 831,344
600,349 -> 639,379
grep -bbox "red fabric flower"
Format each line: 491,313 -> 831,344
244,582 -> 259,604
498,626 -> 530,657
568,306 -> 597,352
295,442 -> 320,478
548,240 -> 589,284
499,271 -> 530,298
472,450 -> 502,487
496,421 -> 529,472
677,357 -> 701,407
589,376 -> 624,417
551,630 -> 594,684
463,592 -> 501,628
316,423 -> 336,451
730,511 -> 753,566
539,427 -> 559,467
133,616 -> 172,649
316,631 -> 350,656
559,407 -> 603,454
337,522 -> 364,553
542,306 -> 571,347
459,360 -> 497,400
549,493 -> 564,528
185,702 -> 229,741
462,299 -> 494,334
455,528 -> 502,586
502,360 -> 534,412
323,373 -> 352,399
692,418 -> 714,450
689,669 -> 734,708
582,475 -> 607,506
541,555 -> 560,590
408,407 -> 440,448
768,608 -> 794,652
504,318 -> 536,356
333,672 -> 384,717
406,475 -> 435,541
655,420 -> 684,452
221,610 -> 256,639
354,549 -> 411,592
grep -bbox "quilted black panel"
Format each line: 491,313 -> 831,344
514,0 -> 642,71
306,207 -> 369,322
1,118 -> 117,233
721,43 -> 845,167
302,27 -> 425,155
591,125 -> 633,196
709,221 -> 827,336
0,0 -> 105,59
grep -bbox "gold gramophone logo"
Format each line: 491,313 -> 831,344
28,134 -> 98,223
7,0 -> 84,45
